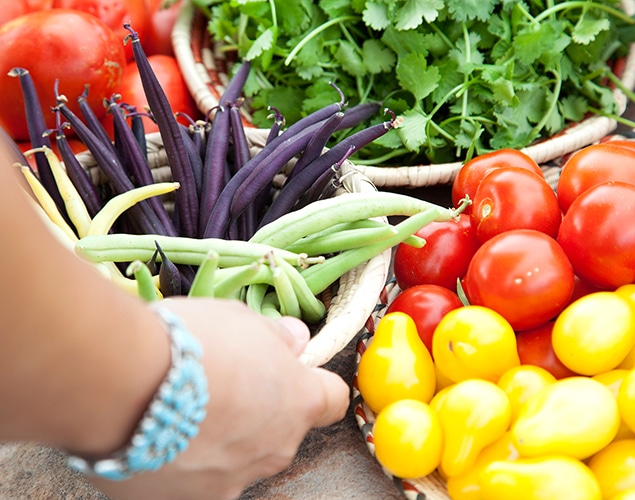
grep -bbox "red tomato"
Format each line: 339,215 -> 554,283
470,167 -> 562,243
52,0 -> 147,61
516,322 -> 578,379
393,213 -> 481,291
463,229 -> 575,331
0,0 -> 53,26
451,148 -> 544,213
557,181 -> 635,289
0,9 -> 126,141
556,143 -> 635,213
118,54 -> 199,134
385,284 -> 463,356
144,0 -> 182,57
567,275 -> 603,306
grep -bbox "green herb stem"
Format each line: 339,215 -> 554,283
588,105 -> 635,129
604,69 -> 635,103
284,15 -> 359,66
534,1 -> 635,24
532,64 -> 563,138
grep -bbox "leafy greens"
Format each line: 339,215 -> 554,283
193,0 -> 635,166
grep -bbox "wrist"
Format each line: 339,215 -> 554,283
67,303 -> 209,480
63,303 -> 174,459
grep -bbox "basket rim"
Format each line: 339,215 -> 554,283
172,0 -> 635,188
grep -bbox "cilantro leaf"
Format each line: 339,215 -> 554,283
396,108 -> 430,151
394,0 -> 444,30
381,26 -> 431,59
335,40 -> 367,77
363,1 -> 390,31
362,40 -> 396,74
573,14 -> 611,45
447,0 -> 496,22
397,52 -> 440,101
560,94 -> 588,122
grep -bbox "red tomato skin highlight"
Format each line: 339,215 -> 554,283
0,9 -> 126,141
464,229 -> 575,331
470,167 -> 562,243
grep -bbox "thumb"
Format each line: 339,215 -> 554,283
308,367 -> 350,428
274,316 -> 310,357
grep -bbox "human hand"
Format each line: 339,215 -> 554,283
91,298 -> 350,500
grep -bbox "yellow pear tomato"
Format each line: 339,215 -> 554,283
616,285 -> 635,370
611,489 -> 635,500
446,431 -> 520,500
479,455 -> 601,500
512,377 -> 620,460
616,284 -> 635,315
432,305 -> 520,383
431,378 -> 511,478
588,439 -> 635,500
497,365 -> 556,423
357,312 -> 436,413
617,368 -> 635,433
592,369 -> 635,441
618,347 -> 635,370
552,291 -> 635,375
372,399 -> 443,480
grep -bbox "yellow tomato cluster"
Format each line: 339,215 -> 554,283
357,287 -> 635,500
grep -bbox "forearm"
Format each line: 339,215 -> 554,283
0,144 -> 171,457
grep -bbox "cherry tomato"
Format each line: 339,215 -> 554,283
52,0 -> 148,61
470,167 -> 562,243
588,439 -> 635,500
557,142 -> 635,213
451,148 -> 544,213
144,0 -> 182,57
558,181 -> 635,289
497,365 -> 556,424
463,229 -> 575,331
373,399 -> 443,479
515,321 -> 578,379
432,305 -> 520,384
119,54 -> 199,134
512,376 -> 620,460
385,284 -> 463,356
393,213 -> 481,291
567,275 -> 603,306
0,0 -> 53,26
0,9 -> 126,141
552,291 -> 635,376
357,312 -> 436,413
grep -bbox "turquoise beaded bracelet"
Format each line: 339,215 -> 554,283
67,305 -> 209,480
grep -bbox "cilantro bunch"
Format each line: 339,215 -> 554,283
194,0 -> 635,166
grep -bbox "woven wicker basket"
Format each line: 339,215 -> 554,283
173,0 -> 635,189
74,127 -> 391,368
352,279 -> 451,500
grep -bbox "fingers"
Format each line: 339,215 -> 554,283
274,316 -> 310,357
308,367 -> 350,428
